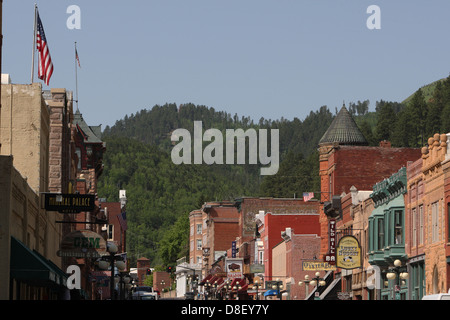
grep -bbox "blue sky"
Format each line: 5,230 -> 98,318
3,1 -> 450,128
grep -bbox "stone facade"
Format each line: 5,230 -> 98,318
421,133 -> 449,294
0,83 -> 69,299
1,83 -> 50,194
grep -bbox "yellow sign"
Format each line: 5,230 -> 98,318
336,236 -> 361,269
302,261 -> 337,271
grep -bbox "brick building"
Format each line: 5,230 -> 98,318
193,201 -> 239,279
273,228 -> 322,300
318,106 -> 421,259
0,83 -> 75,299
444,136 -> 450,292
405,156 -> 425,299
421,133 -> 449,295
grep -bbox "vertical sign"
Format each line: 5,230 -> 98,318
324,219 -> 336,264
231,241 -> 236,258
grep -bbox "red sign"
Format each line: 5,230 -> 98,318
324,219 -> 336,264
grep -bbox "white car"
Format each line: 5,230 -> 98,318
422,293 -> 450,300
132,286 -> 158,300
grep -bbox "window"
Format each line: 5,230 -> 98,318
108,224 -> 114,240
432,202 -> 439,243
196,223 -> 202,235
419,205 -> 424,245
196,239 -> 202,250
394,210 -> 403,245
377,219 -> 384,250
448,203 -> 450,243
412,208 -> 417,247
75,148 -> 81,169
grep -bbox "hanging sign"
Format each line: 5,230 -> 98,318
57,230 -> 106,258
226,258 -> 243,279
336,235 -> 362,269
44,193 -> 96,213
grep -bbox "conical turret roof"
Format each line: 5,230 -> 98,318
319,105 -> 368,146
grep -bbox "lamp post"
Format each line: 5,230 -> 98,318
98,242 -> 126,300
187,274 -> 199,297
252,280 -> 262,300
386,259 -> 409,300
233,283 -> 242,300
205,280 -> 211,300
299,272 -> 325,300
224,279 -> 232,300
271,278 -> 284,300
117,272 -> 131,300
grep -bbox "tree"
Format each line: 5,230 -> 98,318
375,102 -> 397,142
407,89 -> 428,147
426,81 -> 444,137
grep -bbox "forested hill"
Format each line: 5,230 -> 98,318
98,75 -> 450,268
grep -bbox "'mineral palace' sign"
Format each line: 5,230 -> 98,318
44,193 -> 96,213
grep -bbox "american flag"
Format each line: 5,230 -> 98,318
303,192 -> 314,202
36,11 -> 54,85
75,48 -> 81,68
117,212 -> 128,231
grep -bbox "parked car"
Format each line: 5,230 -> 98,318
132,286 -> 158,300
422,293 -> 450,300
184,292 -> 195,300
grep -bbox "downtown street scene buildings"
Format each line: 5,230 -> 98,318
1,2 -> 450,303
177,106 -> 450,301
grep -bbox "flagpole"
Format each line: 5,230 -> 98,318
74,41 -> 79,111
31,3 -> 37,83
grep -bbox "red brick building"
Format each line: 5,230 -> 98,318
261,200 -> 320,279
276,228 -> 322,300
318,106 -> 421,258
191,201 -> 239,279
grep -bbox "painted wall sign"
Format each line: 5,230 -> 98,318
44,193 -> 96,213
336,235 -> 362,269
302,261 -> 337,271
57,230 -> 106,258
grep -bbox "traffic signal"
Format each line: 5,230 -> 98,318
166,266 -> 173,273
146,268 -> 151,275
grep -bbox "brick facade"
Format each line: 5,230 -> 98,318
319,143 -> 421,258
421,133 -> 449,294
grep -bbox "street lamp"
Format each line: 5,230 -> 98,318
187,274 -> 199,296
271,278 -> 284,300
224,279 -> 232,300
233,283 -> 242,300
252,280 -> 262,300
386,259 -> 409,300
98,242 -> 126,300
298,272 -> 325,300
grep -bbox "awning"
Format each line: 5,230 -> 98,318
10,237 -> 67,287
230,278 -> 247,292
264,289 -> 278,297
320,277 -> 341,300
199,274 -> 213,285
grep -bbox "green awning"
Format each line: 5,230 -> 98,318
10,237 -> 66,286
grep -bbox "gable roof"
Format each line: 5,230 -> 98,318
319,105 -> 368,146
73,109 -> 103,143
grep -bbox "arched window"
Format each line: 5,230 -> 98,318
432,265 -> 439,294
